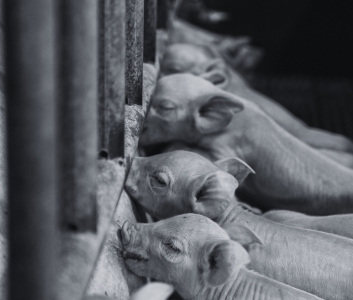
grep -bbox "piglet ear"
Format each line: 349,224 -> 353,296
222,223 -> 263,249
201,240 -> 250,287
214,157 -> 255,184
200,59 -> 228,89
195,95 -> 243,135
189,171 -> 237,219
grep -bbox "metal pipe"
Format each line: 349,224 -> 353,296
58,0 -> 99,232
4,1 -> 57,299
126,0 -> 144,105
99,0 -> 126,159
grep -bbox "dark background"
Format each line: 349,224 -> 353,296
198,0 -> 353,77
175,0 -> 353,141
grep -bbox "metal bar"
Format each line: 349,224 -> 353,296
4,1 -> 57,300
143,0 -> 157,63
98,0 -> 108,152
126,0 -> 144,105
102,0 -> 126,159
58,0 -> 98,232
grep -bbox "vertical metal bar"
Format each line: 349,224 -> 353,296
126,0 -> 144,105
58,0 -> 98,232
4,1 -> 57,300
100,0 -> 126,159
143,0 -> 157,64
98,0 -> 108,152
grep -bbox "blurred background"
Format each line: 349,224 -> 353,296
175,0 -> 353,140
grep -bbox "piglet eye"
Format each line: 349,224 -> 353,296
149,171 -> 170,194
151,174 -> 167,187
156,104 -> 175,111
155,175 -> 167,186
160,239 -> 183,263
154,100 -> 176,112
163,241 -> 181,254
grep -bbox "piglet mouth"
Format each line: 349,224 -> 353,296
213,74 -> 226,85
123,250 -> 149,262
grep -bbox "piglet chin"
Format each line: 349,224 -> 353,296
138,130 -> 152,147
139,129 -> 171,147
124,257 -> 149,278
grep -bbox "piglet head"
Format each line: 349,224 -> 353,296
119,221 -> 150,277
160,44 -> 229,90
119,214 -> 253,299
139,74 -> 244,147
125,151 -> 255,220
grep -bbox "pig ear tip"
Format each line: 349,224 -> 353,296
254,236 -> 263,246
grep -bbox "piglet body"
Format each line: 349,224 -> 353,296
216,201 -> 353,300
230,269 -> 322,300
120,214 -> 322,300
161,43 -> 353,159
263,210 -> 353,238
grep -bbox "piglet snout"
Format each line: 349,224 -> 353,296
120,221 -> 132,245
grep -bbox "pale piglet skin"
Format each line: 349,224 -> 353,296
120,214 -> 322,300
160,43 -> 353,159
125,151 -> 353,300
139,74 -> 353,214
263,210 -> 353,239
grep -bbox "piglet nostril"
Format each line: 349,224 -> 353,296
121,221 -> 131,245
117,228 -> 123,243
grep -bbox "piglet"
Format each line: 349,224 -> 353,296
160,43 -> 353,162
140,74 -> 353,214
119,214 -> 322,300
125,151 -> 353,300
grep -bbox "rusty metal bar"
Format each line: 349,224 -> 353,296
99,0 -> 126,159
58,0 -> 98,232
98,0 -> 108,152
126,0 -> 144,105
143,0 -> 157,63
4,1 -> 57,300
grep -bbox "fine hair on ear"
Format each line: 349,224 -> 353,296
201,240 -> 250,287
195,95 -> 244,135
214,157 -> 255,184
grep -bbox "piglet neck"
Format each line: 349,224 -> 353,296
197,104 -> 269,163
230,268 -> 323,300
189,268 -> 321,300
214,197 -> 256,227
